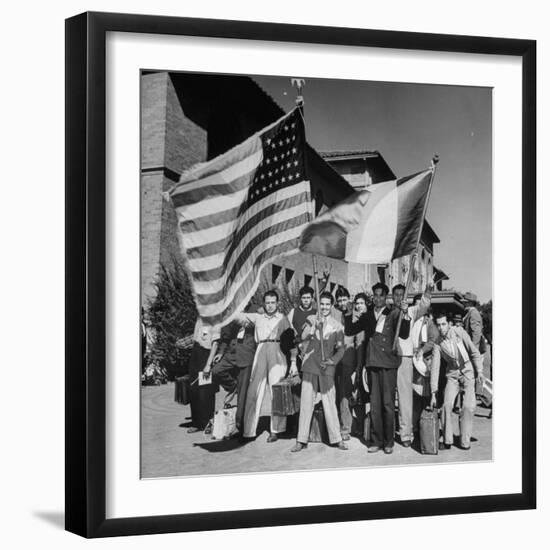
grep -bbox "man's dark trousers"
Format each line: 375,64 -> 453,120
212,357 -> 252,431
188,343 -> 215,430
368,367 -> 398,448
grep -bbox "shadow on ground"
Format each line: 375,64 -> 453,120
33,511 -> 65,530
193,439 -> 243,452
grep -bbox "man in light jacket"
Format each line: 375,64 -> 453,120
430,311 -> 484,450
291,291 -> 347,452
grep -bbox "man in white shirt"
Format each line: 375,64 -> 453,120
237,290 -> 297,443
392,281 -> 433,447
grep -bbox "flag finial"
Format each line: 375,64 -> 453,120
431,154 -> 440,169
291,78 -> 306,107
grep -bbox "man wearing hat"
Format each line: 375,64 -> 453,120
463,292 -> 483,351
453,313 -> 464,328
410,295 -> 439,432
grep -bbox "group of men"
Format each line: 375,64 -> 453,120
185,281 -> 487,455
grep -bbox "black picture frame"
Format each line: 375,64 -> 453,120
65,11 -> 536,538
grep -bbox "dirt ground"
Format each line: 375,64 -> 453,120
141,382 -> 493,478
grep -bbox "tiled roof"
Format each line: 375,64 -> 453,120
320,150 -> 380,159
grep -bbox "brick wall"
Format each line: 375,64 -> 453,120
141,72 -> 207,305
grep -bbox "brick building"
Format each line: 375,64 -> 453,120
141,71 -> 461,313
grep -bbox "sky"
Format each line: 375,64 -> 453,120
253,75 -> 492,303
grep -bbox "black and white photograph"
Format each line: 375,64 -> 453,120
140,71 -> 493,478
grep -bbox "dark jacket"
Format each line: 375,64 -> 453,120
217,321 -> 256,369
345,306 -> 410,369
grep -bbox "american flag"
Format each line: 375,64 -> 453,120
168,109 -> 312,328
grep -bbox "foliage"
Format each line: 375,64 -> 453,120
145,259 -> 197,379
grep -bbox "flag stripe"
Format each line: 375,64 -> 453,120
176,187 -> 249,221
170,136 -> 262,194
178,182 -> 309,240
187,200 -> 310,272
198,242 -> 301,324
171,169 -> 257,208
179,206 -> 240,235
192,214 -> 310,296
187,188 -> 309,258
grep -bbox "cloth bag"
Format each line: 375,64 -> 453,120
211,406 -> 237,439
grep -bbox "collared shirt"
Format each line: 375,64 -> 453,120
374,307 -> 385,321
238,311 -> 292,344
344,306 -> 410,369
396,293 -> 431,357
439,329 -> 468,368
429,326 -> 484,393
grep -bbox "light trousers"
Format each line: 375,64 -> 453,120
397,356 -> 414,442
243,343 -> 287,437
441,371 -> 476,446
297,372 -> 342,445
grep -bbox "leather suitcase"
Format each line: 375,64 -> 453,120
477,378 -> 493,407
174,377 -> 182,403
309,403 -> 328,443
174,375 -> 191,405
272,376 -> 301,416
419,408 -> 439,455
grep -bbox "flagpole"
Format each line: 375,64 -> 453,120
392,155 -> 439,351
292,78 -> 326,361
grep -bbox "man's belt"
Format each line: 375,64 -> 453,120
259,339 -> 280,343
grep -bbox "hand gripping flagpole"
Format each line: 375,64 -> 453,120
292,77 -> 326,361
392,155 -> 439,352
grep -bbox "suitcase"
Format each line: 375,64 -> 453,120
482,378 -> 493,406
477,378 -> 493,407
174,375 -> 191,405
174,377 -> 182,403
211,406 -> 237,439
350,403 -> 365,437
419,408 -> 439,455
309,403 -> 329,443
272,376 -> 301,416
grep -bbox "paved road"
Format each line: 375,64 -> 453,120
141,382 -> 492,478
